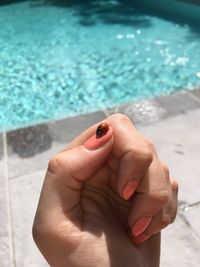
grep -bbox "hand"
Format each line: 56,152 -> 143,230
33,114 -> 178,267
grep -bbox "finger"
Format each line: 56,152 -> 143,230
50,128 -> 113,181
132,178 -> 178,245
170,178 -> 179,223
102,115 -> 153,200
60,114 -> 153,200
33,126 -> 114,265
33,127 -> 113,230
128,159 -> 170,239
135,191 -> 173,237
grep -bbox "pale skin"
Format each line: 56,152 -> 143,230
33,114 -> 178,267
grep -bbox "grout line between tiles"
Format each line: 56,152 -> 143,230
3,132 -> 16,267
178,213 -> 200,241
187,91 -> 200,105
179,201 -> 200,212
10,169 -> 46,181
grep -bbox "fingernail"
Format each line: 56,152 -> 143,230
84,127 -> 112,150
132,233 -> 151,245
132,216 -> 152,237
123,179 -> 139,200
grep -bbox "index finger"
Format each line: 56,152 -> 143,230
63,113 -> 153,200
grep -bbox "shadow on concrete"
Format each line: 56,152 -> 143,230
7,124 -> 52,158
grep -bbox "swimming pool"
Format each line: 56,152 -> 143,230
0,0 -> 200,131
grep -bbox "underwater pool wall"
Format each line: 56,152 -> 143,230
134,0 -> 200,24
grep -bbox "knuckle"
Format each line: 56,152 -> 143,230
171,213 -> 177,223
48,157 -> 58,174
160,214 -> 171,227
48,154 -> 63,174
32,220 -> 52,247
127,146 -> 153,169
143,147 -> 153,164
32,222 -> 42,244
110,113 -> 131,124
135,146 -> 153,166
162,163 -> 170,177
143,229 -> 152,236
151,190 -> 169,205
145,139 -> 156,152
171,179 -> 179,193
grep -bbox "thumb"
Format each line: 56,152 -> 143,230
49,125 -> 114,182
33,125 -> 113,262
33,125 -> 113,230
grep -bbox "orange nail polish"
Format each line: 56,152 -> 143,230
132,216 -> 152,237
132,233 -> 151,245
123,180 -> 139,200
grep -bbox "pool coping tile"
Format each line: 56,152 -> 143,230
104,88 -> 200,125
154,89 -> 200,118
188,88 -> 200,104
104,97 -> 166,126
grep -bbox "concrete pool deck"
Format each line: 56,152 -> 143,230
1,88 -> 200,267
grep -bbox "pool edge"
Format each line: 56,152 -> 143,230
2,87 -> 200,180
3,87 -> 200,133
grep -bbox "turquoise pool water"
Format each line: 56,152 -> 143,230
0,0 -> 200,131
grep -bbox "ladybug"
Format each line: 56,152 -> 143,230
96,123 -> 109,138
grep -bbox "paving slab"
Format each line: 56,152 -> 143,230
189,88 -> 200,103
104,98 -> 166,126
138,108 -> 200,204
7,111 -> 106,179
10,171 -> 49,267
155,90 -> 200,118
104,89 -> 200,126
181,205 -> 200,239
161,214 -> 200,267
0,133 -> 12,267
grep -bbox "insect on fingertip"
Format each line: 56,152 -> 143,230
96,123 -> 109,139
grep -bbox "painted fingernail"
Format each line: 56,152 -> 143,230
132,216 -> 152,237
123,179 -> 139,200
84,124 -> 112,150
132,233 -> 151,245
